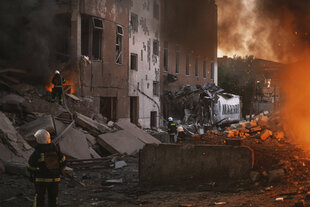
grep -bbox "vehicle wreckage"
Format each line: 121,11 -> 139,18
165,83 -> 241,134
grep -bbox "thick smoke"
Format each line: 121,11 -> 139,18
217,0 -> 310,62
0,0 -> 58,83
163,0 -> 217,56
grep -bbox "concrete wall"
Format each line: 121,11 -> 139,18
139,144 -> 254,185
129,0 -> 160,128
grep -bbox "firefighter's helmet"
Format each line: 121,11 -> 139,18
168,117 -> 173,122
34,129 -> 51,144
177,126 -> 184,132
55,70 -> 60,75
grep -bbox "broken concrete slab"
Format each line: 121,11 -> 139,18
115,161 -> 127,169
59,127 -> 92,159
116,119 -> 161,144
66,93 -> 80,102
89,147 -> 101,159
75,112 -> 111,136
19,115 -> 56,142
139,144 -> 254,185
98,130 -> 145,155
0,112 -> 33,159
4,162 -> 28,176
268,168 -> 285,182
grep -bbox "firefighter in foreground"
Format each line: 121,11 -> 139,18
51,70 -> 65,104
27,129 -> 66,207
167,117 -> 177,143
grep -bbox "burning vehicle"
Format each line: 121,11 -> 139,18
165,83 -> 241,134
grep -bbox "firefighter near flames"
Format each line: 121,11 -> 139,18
51,70 -> 66,105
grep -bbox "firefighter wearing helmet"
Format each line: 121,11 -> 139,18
51,70 -> 65,104
167,117 -> 177,143
27,129 -> 66,207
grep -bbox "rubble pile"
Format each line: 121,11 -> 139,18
0,79 -> 160,175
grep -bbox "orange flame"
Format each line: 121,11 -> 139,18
45,77 -> 75,94
280,54 -> 310,148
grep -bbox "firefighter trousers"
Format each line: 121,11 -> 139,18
34,182 -> 59,207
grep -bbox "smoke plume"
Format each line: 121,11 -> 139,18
0,0 -> 58,83
217,0 -> 310,62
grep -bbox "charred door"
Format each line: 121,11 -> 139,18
130,97 -> 139,124
150,111 -> 157,129
100,97 -> 117,121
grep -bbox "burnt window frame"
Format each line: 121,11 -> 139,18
211,62 -> 215,80
153,39 -> 159,56
116,24 -> 124,65
153,81 -> 160,96
186,52 -> 190,76
130,53 -> 138,70
81,15 -> 104,61
91,17 -> 103,60
203,60 -> 207,78
130,13 -> 138,32
153,1 -> 159,20
175,44 -> 180,74
195,56 -> 199,77
163,40 -> 168,72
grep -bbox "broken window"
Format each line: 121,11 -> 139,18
211,62 -> 214,80
116,25 -> 124,64
186,53 -> 190,75
131,13 -> 138,32
130,53 -> 138,70
81,15 -> 103,60
153,40 -> 159,56
92,17 -> 103,60
153,1 -> 159,20
195,57 -> 199,77
175,45 -> 180,74
164,41 -> 168,72
203,60 -> 207,78
153,81 -> 160,96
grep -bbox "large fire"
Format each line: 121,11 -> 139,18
280,54 -> 310,147
45,78 -> 75,94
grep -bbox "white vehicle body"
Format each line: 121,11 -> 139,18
213,93 -> 241,124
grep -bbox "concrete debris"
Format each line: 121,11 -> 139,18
116,119 -> 161,144
295,200 -> 305,207
114,161 -> 127,169
75,112 -> 111,136
275,197 -> 284,201
19,115 -> 56,142
105,178 -> 123,184
0,112 -> 33,160
268,169 -> 285,183
107,121 -> 114,128
59,127 -> 92,159
65,93 -> 80,102
98,130 -> 145,155
215,202 -> 227,205
4,162 -> 28,176
250,171 -> 260,182
260,129 -> 273,141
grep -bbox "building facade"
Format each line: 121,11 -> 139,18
56,0 -> 130,122
128,0 -> 161,128
54,0 -> 218,127
159,0 -> 218,119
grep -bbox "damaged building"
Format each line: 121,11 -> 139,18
160,0 -> 218,121
55,0 -> 131,122
128,0 -> 161,128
